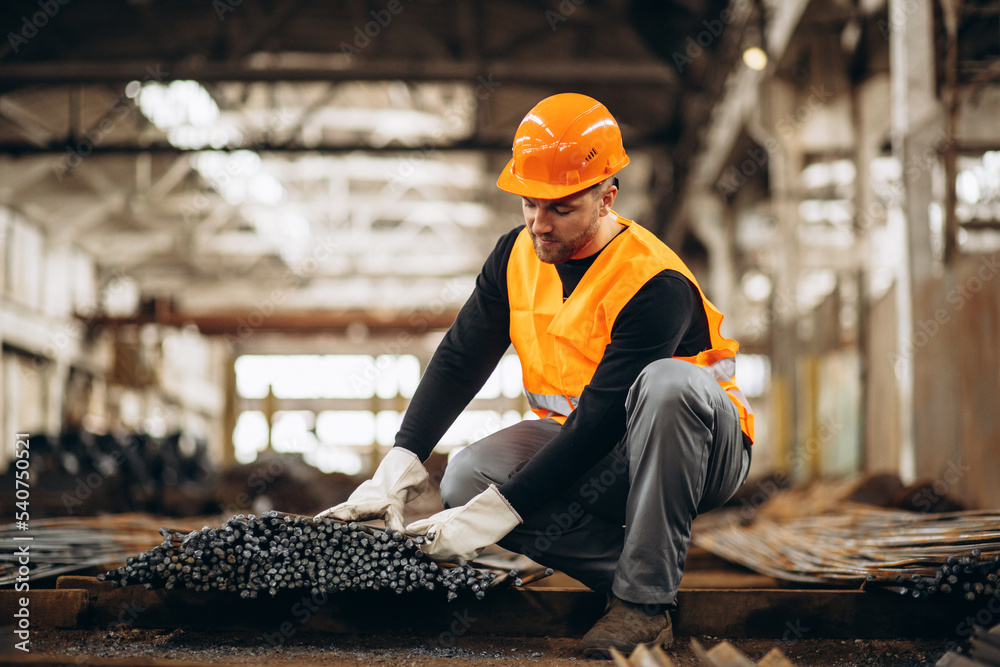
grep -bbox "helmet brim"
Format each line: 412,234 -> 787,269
495,156 -> 629,200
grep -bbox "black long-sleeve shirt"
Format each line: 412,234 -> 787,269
394,225 -> 711,517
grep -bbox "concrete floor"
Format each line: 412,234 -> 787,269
12,627 -> 952,666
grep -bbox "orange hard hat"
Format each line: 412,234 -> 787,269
496,93 -> 629,200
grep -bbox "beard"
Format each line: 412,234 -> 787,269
528,206 -> 601,264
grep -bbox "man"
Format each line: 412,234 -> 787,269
317,93 -> 754,658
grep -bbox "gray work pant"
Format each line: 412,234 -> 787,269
439,358 -> 751,605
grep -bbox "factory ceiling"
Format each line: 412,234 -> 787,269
0,0 -> 743,332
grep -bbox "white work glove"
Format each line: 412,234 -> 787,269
314,447 -> 429,533
406,484 -> 522,562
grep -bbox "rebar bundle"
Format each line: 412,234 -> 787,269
694,505 -> 1000,602
99,511 -> 521,601
0,514 -> 162,586
865,551 -> 1000,601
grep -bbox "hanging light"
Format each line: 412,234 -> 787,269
743,46 -> 768,71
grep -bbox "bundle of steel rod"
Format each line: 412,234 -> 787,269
0,526 -> 120,586
694,505 -> 1000,601
0,514 -> 168,586
99,511 -> 530,601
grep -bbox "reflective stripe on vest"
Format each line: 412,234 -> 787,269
702,356 -> 735,384
507,214 -> 755,442
524,390 -> 578,417
526,368 -> 755,426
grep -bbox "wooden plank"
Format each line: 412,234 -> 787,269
55,577 -> 981,639
0,589 -> 87,628
58,576 -> 606,638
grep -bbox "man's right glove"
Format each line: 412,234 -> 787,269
405,484 -> 522,563
314,447 -> 429,533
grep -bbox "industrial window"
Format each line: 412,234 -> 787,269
955,151 -> 1000,253
736,354 -> 771,399
232,353 -> 528,471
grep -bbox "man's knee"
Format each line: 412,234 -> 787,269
439,447 -> 489,509
633,358 -> 710,407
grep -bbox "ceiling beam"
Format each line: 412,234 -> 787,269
0,97 -> 57,146
0,58 -> 678,87
0,138 -> 514,155
0,136 -> 671,155
226,0 -> 310,61
0,157 -> 56,202
667,0 -> 811,245
89,308 -> 461,336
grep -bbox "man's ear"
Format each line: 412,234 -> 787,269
599,184 -> 618,216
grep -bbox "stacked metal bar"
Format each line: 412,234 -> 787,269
0,514 -> 164,586
694,505 -> 1000,601
99,511 -> 518,601
0,526 -> 123,585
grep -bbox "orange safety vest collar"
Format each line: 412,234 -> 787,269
506,214 -> 755,443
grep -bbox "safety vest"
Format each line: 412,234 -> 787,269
506,215 -> 755,443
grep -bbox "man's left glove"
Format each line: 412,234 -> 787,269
314,447 -> 429,534
406,484 -> 522,562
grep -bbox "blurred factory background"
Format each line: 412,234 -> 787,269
1,0 -> 998,518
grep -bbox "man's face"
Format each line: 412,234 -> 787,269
521,187 -> 604,264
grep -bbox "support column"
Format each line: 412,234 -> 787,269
767,78 -> 803,479
889,0 -> 960,483
221,349 -> 238,466
689,190 -> 735,317
854,74 -> 900,474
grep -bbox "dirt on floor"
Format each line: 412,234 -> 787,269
6,627 -> 957,666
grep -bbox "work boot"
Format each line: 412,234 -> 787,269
581,595 -> 674,659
